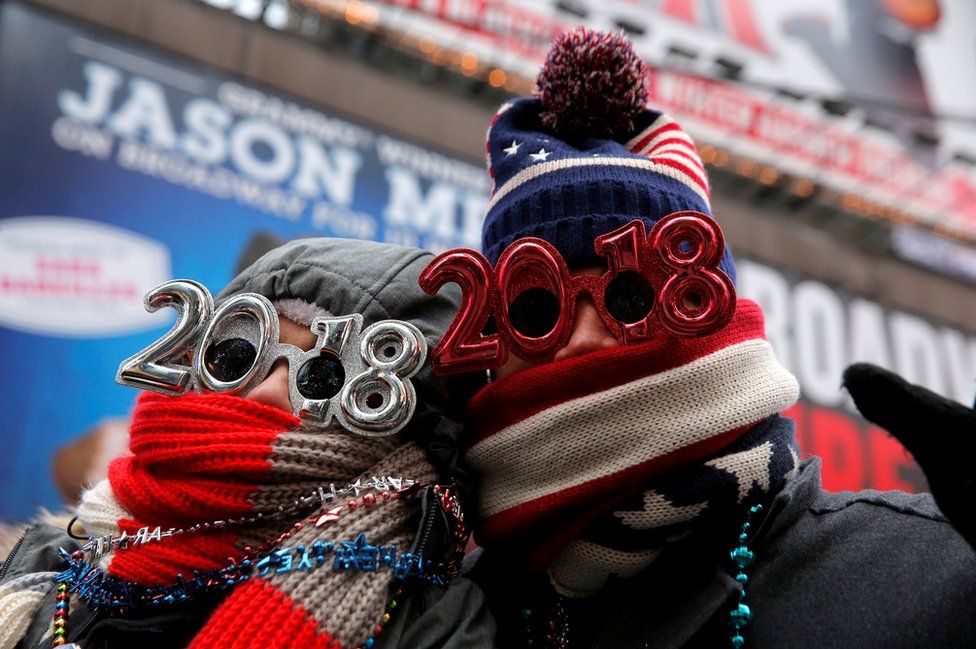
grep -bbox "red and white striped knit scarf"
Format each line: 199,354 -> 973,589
464,299 -> 799,596
78,391 -> 436,648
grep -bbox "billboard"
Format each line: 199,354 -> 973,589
298,0 -> 976,241
0,0 -> 486,521
737,259 -> 975,492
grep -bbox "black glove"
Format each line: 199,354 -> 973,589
843,362 -> 976,549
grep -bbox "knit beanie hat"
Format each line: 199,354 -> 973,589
481,27 -> 736,283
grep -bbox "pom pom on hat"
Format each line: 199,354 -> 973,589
536,26 -> 649,141
482,27 -> 736,283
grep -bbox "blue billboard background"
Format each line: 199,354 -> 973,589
0,0 -> 488,521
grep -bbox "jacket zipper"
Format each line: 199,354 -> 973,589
0,528 -> 28,582
413,488 -> 439,557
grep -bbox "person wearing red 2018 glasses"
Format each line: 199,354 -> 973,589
423,27 -> 976,649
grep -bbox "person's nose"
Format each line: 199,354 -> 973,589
244,359 -> 292,412
553,294 -> 619,362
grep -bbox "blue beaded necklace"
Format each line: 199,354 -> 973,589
728,503 -> 763,648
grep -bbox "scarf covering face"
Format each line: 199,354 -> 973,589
464,299 -> 800,596
78,391 -> 437,649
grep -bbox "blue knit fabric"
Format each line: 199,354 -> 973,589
481,97 -> 736,284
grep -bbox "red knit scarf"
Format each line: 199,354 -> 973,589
464,299 -> 799,574
106,392 -> 298,584
78,391 -> 438,649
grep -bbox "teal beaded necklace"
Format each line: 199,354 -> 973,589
728,503 -> 763,648
517,502 -> 767,649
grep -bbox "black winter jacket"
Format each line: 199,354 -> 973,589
474,457 -> 976,648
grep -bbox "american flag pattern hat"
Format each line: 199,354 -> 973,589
481,27 -> 735,282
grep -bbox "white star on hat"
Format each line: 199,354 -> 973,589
529,148 -> 550,162
503,140 -> 521,156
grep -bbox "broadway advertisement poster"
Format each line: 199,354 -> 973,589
0,0 -> 487,521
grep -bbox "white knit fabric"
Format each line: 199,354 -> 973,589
78,477 -> 134,569
79,478 -> 131,537
548,539 -> 660,598
273,298 -> 331,327
624,114 -> 672,149
705,441 -> 775,502
468,339 -> 798,519
0,572 -> 56,649
625,114 -> 709,188
485,155 -> 711,212
612,489 -> 708,529
626,115 -> 697,152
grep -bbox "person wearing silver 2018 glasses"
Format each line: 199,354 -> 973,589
0,238 -> 498,649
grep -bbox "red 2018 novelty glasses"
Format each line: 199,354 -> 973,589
419,211 -> 737,376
